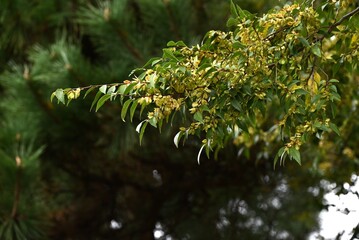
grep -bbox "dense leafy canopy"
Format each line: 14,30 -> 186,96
53,0 -> 359,166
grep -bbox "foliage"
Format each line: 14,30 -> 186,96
53,0 -> 359,167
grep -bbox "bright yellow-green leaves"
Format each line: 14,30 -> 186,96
52,1 -> 359,166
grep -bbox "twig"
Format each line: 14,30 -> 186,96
327,7 -> 359,34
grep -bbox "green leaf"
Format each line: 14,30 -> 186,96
136,121 -> 148,145
329,122 -> 340,136
117,84 -> 127,94
311,44 -> 322,57
90,91 -> 103,111
139,103 -> 147,118
173,131 -> 184,148
171,40 -> 187,47
107,85 -> 116,94
298,36 -> 310,47
129,99 -> 139,122
163,48 -> 178,61
205,140 -> 212,158
194,112 -> 203,122
151,59 -> 162,66
230,0 -> 239,17
231,99 -> 242,111
230,0 -> 251,20
96,94 -> 111,112
143,57 -> 162,68
123,82 -> 137,96
274,147 -> 286,168
66,98 -> 73,106
121,99 -> 132,122
148,117 -> 157,127
197,144 -> 206,165
295,89 -> 308,96
84,86 -> 96,99
167,41 -> 176,47
99,85 -> 107,94
54,89 -> 65,104
226,17 -> 238,27
289,147 -> 301,165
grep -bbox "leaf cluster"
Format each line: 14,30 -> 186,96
52,1 -> 359,166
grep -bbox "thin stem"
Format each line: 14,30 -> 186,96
327,7 -> 359,34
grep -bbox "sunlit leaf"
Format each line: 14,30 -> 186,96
173,131 -> 184,148
54,89 -> 65,104
274,147 -> 286,168
99,85 -> 107,94
197,144 -> 206,165
107,85 -> 116,94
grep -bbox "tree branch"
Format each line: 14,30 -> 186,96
328,6 -> 359,34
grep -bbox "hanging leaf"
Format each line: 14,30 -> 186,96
129,99 -> 139,122
90,91 -> 103,111
197,144 -> 206,165
329,122 -> 340,136
274,147 -> 286,168
148,117 -> 157,127
96,94 -> 111,112
123,82 -> 138,96
139,121 -> 148,145
84,86 -> 97,99
289,147 -> 301,165
173,131 -> 184,148
117,84 -> 127,94
121,99 -> 132,122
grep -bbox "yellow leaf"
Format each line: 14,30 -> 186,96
313,72 -> 321,84
350,34 -> 358,48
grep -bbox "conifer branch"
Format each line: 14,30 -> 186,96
27,81 -> 60,123
23,67 -> 60,123
115,27 -> 143,63
11,156 -> 22,219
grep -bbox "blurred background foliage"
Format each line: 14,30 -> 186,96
0,0 -> 358,239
